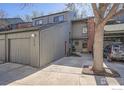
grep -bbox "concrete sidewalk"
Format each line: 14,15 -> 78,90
0,54 -> 124,85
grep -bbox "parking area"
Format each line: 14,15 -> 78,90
0,54 -> 124,85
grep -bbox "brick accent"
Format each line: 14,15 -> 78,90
16,22 -> 32,29
87,17 -> 95,52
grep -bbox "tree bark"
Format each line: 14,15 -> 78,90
92,24 -> 105,72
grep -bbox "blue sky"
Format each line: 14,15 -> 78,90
0,3 -> 66,17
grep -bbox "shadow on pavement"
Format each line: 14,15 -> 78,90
0,63 -> 39,85
53,54 -> 92,68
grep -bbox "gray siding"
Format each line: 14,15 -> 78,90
39,22 -> 70,67
72,22 -> 87,39
0,31 -> 40,67
0,35 -> 5,63
0,21 -> 71,67
33,11 -> 74,25
7,31 -> 40,67
9,38 -> 30,65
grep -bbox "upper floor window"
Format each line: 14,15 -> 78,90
54,15 -> 64,23
39,20 -> 43,24
82,25 -> 88,34
35,19 -> 43,25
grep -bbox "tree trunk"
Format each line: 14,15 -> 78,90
92,24 -> 105,72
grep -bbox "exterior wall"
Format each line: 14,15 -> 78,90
71,18 -> 124,53
71,18 -> 95,53
7,31 -> 40,67
32,11 -> 74,26
39,22 -> 70,67
104,23 -> 124,47
87,18 -> 95,52
0,35 -> 5,63
72,21 -> 87,38
0,31 -> 40,67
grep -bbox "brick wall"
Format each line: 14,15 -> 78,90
87,17 -> 95,52
16,22 -> 32,29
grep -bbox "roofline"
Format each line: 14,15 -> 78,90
10,22 -> 32,25
0,27 -> 39,34
71,16 -> 94,22
0,21 -> 66,34
32,11 -> 70,20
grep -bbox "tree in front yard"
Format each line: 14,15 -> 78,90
92,3 -> 124,73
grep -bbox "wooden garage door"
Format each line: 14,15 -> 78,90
9,38 -> 30,65
0,39 -> 5,62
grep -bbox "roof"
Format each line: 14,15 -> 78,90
0,18 -> 24,24
0,21 -> 66,34
37,22 -> 62,30
32,11 -> 70,19
71,16 -> 94,22
104,23 -> 124,31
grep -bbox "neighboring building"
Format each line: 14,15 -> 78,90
15,22 -> 32,29
104,23 -> 124,47
70,16 -> 124,53
0,18 -> 24,31
103,13 -> 124,47
71,17 -> 95,53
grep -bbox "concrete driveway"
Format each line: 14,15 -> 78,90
0,54 -> 124,85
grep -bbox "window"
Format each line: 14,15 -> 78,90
35,20 -> 39,25
39,20 -> 43,24
75,41 -> 79,46
82,43 -> 87,48
35,19 -> 43,25
54,15 -> 64,23
82,26 -> 88,34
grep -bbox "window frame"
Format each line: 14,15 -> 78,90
35,19 -> 43,25
53,15 -> 64,23
82,25 -> 88,34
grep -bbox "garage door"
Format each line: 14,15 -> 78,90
9,38 -> 30,65
0,39 -> 5,62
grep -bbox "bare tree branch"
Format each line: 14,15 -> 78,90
103,3 -> 119,25
20,3 -> 33,9
113,9 -> 124,17
92,3 -> 100,19
0,9 -> 8,18
99,3 -> 110,18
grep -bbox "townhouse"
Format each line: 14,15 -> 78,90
0,11 -> 74,67
0,10 -> 123,67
